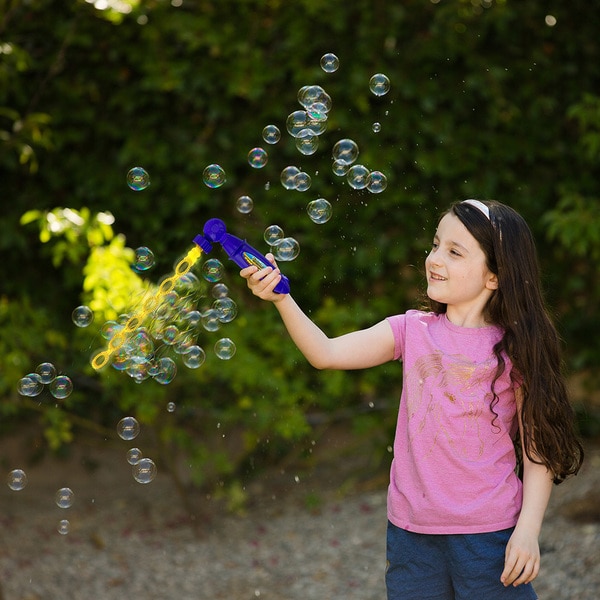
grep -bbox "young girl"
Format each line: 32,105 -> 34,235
240,199 -> 584,599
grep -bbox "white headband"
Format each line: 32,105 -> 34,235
462,199 -> 490,220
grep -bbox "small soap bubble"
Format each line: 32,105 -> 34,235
127,167 -> 150,191
213,297 -> 238,323
236,195 -> 254,214
294,171 -> 312,192
332,160 -> 349,177
17,373 -> 44,397
347,164 -> 371,190
49,375 -> 73,400
202,258 -> 224,283
127,447 -> 143,465
372,122 -> 382,133
152,357 -> 177,385
306,102 -> 329,122
202,164 -> 226,188
248,147 -> 268,169
36,362 -> 57,384
167,402 -> 176,413
280,166 -> 301,190
55,487 -> 74,509
298,85 -> 331,111
295,132 -> 319,156
201,308 -> 221,332
211,283 -> 229,299
214,338 -> 236,360
332,139 -> 359,165
264,224 -> 285,246
101,320 -> 122,340
117,416 -> 140,441
71,305 -> 94,328
369,73 -> 391,96
262,124 -> 281,145
367,170 -> 388,193
183,345 -> 206,369
57,519 -> 70,535
286,110 -> 309,137
133,457 -> 157,484
133,247 -> 155,271
274,237 -> 300,262
307,199 -> 333,224
320,53 -> 339,73
7,469 -> 27,491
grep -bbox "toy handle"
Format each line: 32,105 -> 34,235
194,219 -> 290,294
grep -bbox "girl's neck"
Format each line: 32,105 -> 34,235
445,306 -> 490,329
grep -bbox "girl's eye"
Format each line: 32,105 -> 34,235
450,249 -> 461,256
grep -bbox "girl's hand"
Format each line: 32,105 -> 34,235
501,526 -> 540,587
240,253 -> 286,303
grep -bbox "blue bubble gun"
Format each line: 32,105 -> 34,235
194,218 -> 290,294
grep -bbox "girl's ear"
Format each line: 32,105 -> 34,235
486,273 -> 499,290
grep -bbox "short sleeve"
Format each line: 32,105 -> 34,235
385,314 -> 407,361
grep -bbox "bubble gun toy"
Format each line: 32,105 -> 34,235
194,218 -> 290,294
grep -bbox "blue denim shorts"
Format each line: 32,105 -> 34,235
386,521 -> 538,600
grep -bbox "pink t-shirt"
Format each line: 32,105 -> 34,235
386,310 -> 523,534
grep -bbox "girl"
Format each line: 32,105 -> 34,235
240,199 -> 584,599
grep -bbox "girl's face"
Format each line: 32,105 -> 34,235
425,213 -> 498,326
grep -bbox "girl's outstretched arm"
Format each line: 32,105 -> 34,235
240,256 -> 396,370
501,388 -> 553,588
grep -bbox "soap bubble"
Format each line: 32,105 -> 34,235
298,85 -> 331,111
201,308 -> 221,332
262,124 -> 281,144
347,164 -> 371,189
55,487 -> 74,509
248,147 -> 268,169
49,375 -> 73,400
117,416 -> 140,441
36,362 -> 57,384
307,199 -> 332,224
306,102 -> 329,122
332,160 -> 349,176
332,139 -> 359,165
153,357 -> 177,385
274,237 -> 300,261
133,247 -> 155,271
202,164 -> 226,188
286,110 -> 309,137
101,320 -> 122,340
281,166 -> 301,190
202,258 -> 224,283
213,297 -> 238,323
57,519 -> 70,535
295,131 -> 319,156
264,224 -> 285,246
72,305 -> 94,328
372,122 -> 382,133
17,373 -> 44,397
183,345 -> 206,369
214,338 -> 236,360
167,402 -> 176,413
127,167 -> 150,191
127,448 -> 142,465
293,171 -> 312,191
133,457 -> 157,484
211,283 -> 229,298
369,73 -> 391,96
7,469 -> 27,491
320,53 -> 339,73
367,170 -> 388,193
236,195 -> 253,214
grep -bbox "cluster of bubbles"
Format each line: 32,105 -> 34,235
17,362 -> 73,400
263,224 -> 300,262
117,416 -> 157,484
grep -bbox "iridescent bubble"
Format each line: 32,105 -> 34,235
201,308 -> 221,332
127,447 -> 142,465
17,373 -> 44,397
202,258 -> 224,283
298,85 -> 331,111
306,102 -> 329,122
274,237 -> 300,262
372,122 -> 382,133
347,164 -> 371,190
49,375 -> 73,400
280,166 -> 301,190
101,320 -> 122,340
111,348 -> 131,371
133,247 -> 155,271
72,305 -> 94,328
294,171 -> 312,192
162,324 -> 180,346
211,283 -> 229,299
36,362 -> 57,384
117,416 -> 140,441
133,457 -> 157,484
183,345 -> 206,369
7,469 -> 27,491
262,124 -> 281,145
264,224 -> 285,246
332,160 -> 349,177
304,116 -> 328,136
57,519 -> 70,535
295,131 -> 319,156
369,73 -> 391,96
202,164 -> 226,188
332,139 -> 359,165
185,310 -> 202,327
213,297 -> 238,323
214,338 -> 236,360
320,53 -> 339,73
127,167 -> 150,191
236,195 -> 253,214
248,147 -> 268,169
367,170 -> 388,194
55,487 -> 74,509
286,110 -> 309,137
153,357 -> 177,385
307,199 -> 333,224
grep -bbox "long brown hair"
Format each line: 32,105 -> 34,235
428,200 -> 583,483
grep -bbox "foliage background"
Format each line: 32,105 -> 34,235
1,0 -> 599,507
